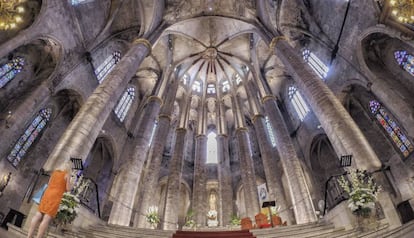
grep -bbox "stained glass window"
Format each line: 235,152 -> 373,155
369,100 -> 414,157
94,51 -> 121,83
114,87 -> 135,122
0,56 -> 24,88
288,86 -> 310,121
7,108 -> 52,167
206,132 -> 218,164
394,50 -> 414,76
302,49 -> 329,79
265,116 -> 276,147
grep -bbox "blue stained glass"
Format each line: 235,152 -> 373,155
0,57 -> 24,88
7,108 -> 52,166
395,50 -> 414,76
369,100 -> 413,157
114,87 -> 135,122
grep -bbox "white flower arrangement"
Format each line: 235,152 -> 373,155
145,206 -> 160,225
55,192 -> 79,225
207,210 -> 217,220
338,169 -> 381,216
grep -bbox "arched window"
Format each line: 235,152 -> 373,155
206,132 -> 218,164
0,56 -> 24,88
265,116 -> 276,147
94,51 -> 121,83
302,49 -> 329,79
207,84 -> 216,94
192,80 -> 201,93
222,80 -> 230,93
7,108 -> 52,166
394,50 -> 414,76
114,87 -> 135,122
369,100 -> 414,157
288,86 -> 310,121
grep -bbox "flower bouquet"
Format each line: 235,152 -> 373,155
55,192 -> 79,226
338,169 -> 381,217
145,206 -> 160,226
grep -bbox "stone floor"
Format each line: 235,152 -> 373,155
0,227 -> 22,238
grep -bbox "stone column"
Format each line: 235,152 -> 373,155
262,96 -> 316,224
217,134 -> 232,226
216,99 -> 233,227
192,134 -> 208,227
44,38 -> 153,170
162,127 -> 187,230
108,96 -> 162,226
232,94 -> 260,220
272,38 -> 381,170
135,74 -> 179,228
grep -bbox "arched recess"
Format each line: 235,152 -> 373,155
83,136 -> 115,221
0,38 -> 61,114
308,134 -> 346,213
157,177 -> 191,228
357,29 -> 414,138
235,177 -> 266,219
345,84 -> 414,203
0,0 -> 42,45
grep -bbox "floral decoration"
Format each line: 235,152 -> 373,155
55,192 -> 79,226
338,169 -> 381,216
145,206 -> 160,225
207,210 -> 217,220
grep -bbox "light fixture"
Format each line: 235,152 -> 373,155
389,0 -> 414,23
0,0 -> 26,30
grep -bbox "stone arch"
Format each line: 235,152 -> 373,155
308,133 -> 346,212
0,37 -> 62,113
83,135 -> 116,221
235,176 -> 266,219
157,176 -> 191,228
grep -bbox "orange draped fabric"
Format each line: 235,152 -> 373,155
38,170 -> 67,217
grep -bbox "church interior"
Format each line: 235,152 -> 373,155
1,0 -> 414,237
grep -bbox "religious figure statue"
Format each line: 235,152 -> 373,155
209,191 -> 217,211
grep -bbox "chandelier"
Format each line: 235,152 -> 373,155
0,0 -> 26,30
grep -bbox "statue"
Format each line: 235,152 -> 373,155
207,191 -> 218,227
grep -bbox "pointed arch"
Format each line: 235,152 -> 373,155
114,86 -> 135,122
0,56 -> 24,88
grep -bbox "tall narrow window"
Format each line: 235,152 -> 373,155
265,116 -> 276,147
149,120 -> 158,146
207,84 -> 216,94
0,56 -> 24,88
94,51 -> 121,83
394,50 -> 414,76
114,87 -> 135,122
235,73 -> 242,85
206,132 -> 218,164
222,80 -> 230,93
7,108 -> 52,166
182,74 -> 189,85
288,86 -> 310,121
302,49 -> 329,79
192,80 -> 201,93
370,100 -> 414,157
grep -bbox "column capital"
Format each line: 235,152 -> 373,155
158,114 -> 171,121
147,95 -> 163,105
216,134 -> 228,138
251,114 -> 264,123
133,38 -> 152,55
235,127 -> 248,132
269,36 -> 287,49
176,127 -> 187,132
195,134 -> 207,139
261,95 -> 277,104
